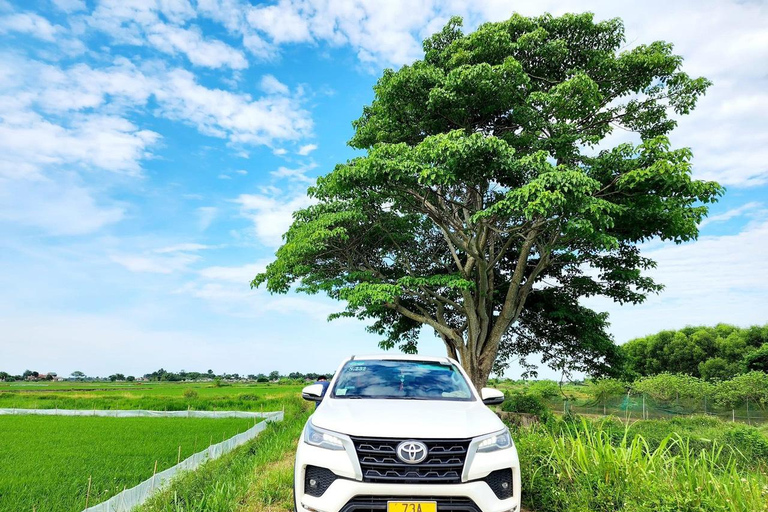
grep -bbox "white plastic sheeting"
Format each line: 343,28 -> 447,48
0,409 -> 284,512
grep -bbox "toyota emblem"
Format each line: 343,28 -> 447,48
396,441 -> 428,464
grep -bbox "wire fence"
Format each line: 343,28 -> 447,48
547,395 -> 768,425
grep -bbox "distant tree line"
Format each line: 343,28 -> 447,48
0,368 -> 328,382
621,324 -> 768,381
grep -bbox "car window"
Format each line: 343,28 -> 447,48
331,360 -> 474,401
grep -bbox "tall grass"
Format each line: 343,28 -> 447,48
518,418 -> 768,512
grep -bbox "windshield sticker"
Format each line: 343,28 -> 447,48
336,388 -> 347,395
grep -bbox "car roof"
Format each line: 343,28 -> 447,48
347,354 -> 453,364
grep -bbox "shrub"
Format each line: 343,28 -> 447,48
182,389 -> 199,400
528,380 -> 561,400
501,392 -> 553,422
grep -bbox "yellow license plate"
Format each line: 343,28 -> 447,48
387,502 -> 437,512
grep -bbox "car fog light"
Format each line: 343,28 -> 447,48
501,482 -> 509,489
309,478 -> 317,487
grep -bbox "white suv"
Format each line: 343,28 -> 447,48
294,355 -> 521,512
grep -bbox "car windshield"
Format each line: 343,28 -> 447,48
330,360 -> 474,401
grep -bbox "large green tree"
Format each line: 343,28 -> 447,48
254,13 -> 722,389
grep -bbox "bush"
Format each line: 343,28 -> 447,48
182,389 -> 199,400
528,380 -> 561,400
501,392 -> 553,422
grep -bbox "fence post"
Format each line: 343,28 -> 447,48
642,394 -> 646,420
747,398 -> 750,424
85,475 -> 92,509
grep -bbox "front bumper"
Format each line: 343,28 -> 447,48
294,434 -> 521,512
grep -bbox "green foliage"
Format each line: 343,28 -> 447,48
528,379 -> 561,399
254,13 -> 721,387
632,373 -> 711,402
183,388 -> 199,400
745,344 -> 768,372
516,418 -> 768,512
588,378 -> 627,402
622,324 -> 768,379
714,371 -> 768,409
501,392 -> 553,423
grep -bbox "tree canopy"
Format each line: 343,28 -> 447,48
254,13 -> 722,389
622,324 -> 768,380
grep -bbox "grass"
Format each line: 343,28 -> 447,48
514,416 -> 768,512
0,381 -> 304,412
0,415 -> 260,512
136,396 -> 310,512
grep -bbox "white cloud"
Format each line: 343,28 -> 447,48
155,68 -> 313,145
155,243 -> 211,253
0,112 -> 160,179
234,191 -> 316,247
700,202 -> 765,228
0,12 -> 60,41
111,246 -> 202,274
246,0 -> 312,44
270,165 -> 316,184
51,0 -> 87,12
1,56 -> 312,162
0,177 -> 125,235
196,206 -> 218,230
585,219 -> 768,343
196,0 -> 275,59
273,148 -> 288,156
260,74 -> 290,95
198,262 -> 267,283
88,0 -> 245,70
297,143 -> 317,155
145,23 -> 248,69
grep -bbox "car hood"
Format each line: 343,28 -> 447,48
311,397 -> 504,439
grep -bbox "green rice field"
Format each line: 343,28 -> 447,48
0,380 -> 303,412
0,415 -> 259,512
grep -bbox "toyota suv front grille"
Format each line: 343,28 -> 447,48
340,496 -> 481,512
350,436 -> 471,484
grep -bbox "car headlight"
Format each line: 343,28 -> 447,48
476,428 -> 512,453
304,421 -> 346,451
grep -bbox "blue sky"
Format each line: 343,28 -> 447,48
1,0 -> 766,379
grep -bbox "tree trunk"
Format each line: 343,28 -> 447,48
455,345 -> 493,391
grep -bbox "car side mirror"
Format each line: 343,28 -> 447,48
481,387 -> 505,405
302,383 -> 325,402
